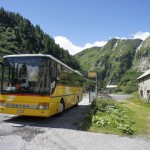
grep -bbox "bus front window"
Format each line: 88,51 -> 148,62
1,57 -> 50,95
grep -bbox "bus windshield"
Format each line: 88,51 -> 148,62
0,56 -> 50,95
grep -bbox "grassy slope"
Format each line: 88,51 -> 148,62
121,94 -> 150,135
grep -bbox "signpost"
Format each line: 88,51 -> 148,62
88,71 -> 98,100
88,71 -> 97,78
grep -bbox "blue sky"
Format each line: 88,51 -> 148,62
1,0 -> 150,54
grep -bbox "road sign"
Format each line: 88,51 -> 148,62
88,71 -> 96,78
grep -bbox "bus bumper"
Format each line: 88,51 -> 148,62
1,107 -> 50,117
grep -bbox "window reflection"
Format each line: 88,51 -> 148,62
1,56 -> 84,95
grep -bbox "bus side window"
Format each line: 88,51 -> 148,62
0,64 -> 2,91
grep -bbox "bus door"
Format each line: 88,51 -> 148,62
48,60 -> 59,115
0,62 -> 3,92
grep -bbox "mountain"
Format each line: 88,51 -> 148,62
75,38 -> 147,93
0,7 -> 80,70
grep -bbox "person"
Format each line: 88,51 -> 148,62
28,67 -> 38,90
14,79 -> 21,90
29,68 -> 38,82
19,63 -> 27,78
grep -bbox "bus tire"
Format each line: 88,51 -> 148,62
75,96 -> 79,107
57,99 -> 65,116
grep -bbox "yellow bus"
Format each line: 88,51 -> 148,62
0,54 -> 84,117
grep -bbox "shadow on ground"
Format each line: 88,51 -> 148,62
4,103 -> 91,131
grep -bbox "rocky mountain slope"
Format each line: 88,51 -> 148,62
75,37 -> 150,93
133,36 -> 150,71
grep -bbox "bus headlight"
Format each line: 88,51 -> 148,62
37,102 -> 49,110
0,100 -> 5,107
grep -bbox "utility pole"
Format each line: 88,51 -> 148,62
95,72 -> 98,98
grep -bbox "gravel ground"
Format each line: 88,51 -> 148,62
0,94 -> 150,150
26,128 -> 150,150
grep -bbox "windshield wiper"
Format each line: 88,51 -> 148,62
1,89 -> 33,94
1,90 -> 19,94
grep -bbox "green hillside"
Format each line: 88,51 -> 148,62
0,7 -> 80,70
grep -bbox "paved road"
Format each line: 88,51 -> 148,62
109,94 -> 132,100
0,95 -> 150,150
99,93 -> 132,100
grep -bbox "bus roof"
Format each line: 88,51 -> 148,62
3,54 -> 82,76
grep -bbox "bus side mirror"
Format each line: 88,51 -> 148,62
0,62 -> 4,73
0,62 -> 3,67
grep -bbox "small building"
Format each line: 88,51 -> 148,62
137,69 -> 150,101
106,85 -> 117,93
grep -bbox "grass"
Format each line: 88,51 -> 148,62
120,94 -> 150,135
82,94 -> 150,136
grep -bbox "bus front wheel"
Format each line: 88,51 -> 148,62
75,96 -> 79,107
57,100 -> 65,116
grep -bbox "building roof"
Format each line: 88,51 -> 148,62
106,85 -> 117,88
137,69 -> 150,80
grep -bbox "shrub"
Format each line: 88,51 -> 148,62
91,98 -> 136,135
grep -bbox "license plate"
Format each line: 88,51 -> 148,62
17,110 -> 24,113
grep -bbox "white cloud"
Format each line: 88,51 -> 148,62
114,36 -> 127,39
54,36 -> 106,55
132,32 -> 150,40
83,41 -> 107,49
54,36 -> 82,55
